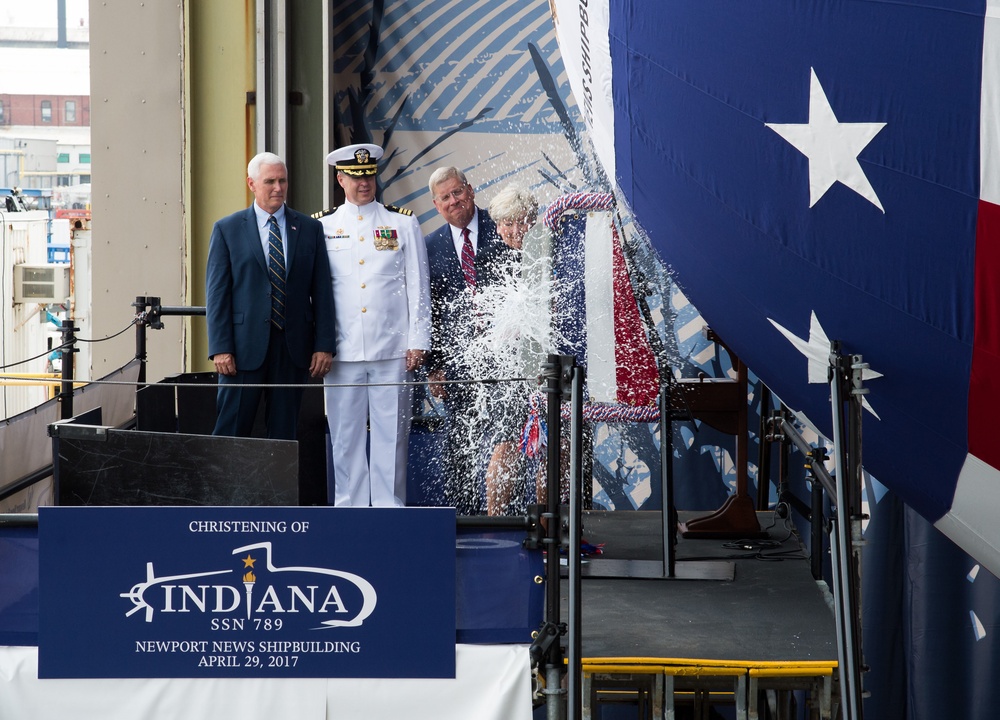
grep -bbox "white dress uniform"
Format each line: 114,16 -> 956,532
320,200 -> 431,507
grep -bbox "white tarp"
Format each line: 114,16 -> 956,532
0,644 -> 533,720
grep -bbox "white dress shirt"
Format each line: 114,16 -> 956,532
448,208 -> 481,258
252,202 -> 288,259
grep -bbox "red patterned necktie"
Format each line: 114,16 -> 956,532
460,227 -> 476,287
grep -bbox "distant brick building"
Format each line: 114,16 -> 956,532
0,46 -> 90,191
0,94 -> 90,128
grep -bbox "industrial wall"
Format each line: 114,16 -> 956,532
88,1 -> 302,379
88,1 -> 187,383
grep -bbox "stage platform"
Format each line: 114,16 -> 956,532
568,510 -> 838,719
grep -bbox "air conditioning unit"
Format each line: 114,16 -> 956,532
13,264 -> 71,304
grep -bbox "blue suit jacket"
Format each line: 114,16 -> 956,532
206,204 -> 335,372
424,208 -> 514,376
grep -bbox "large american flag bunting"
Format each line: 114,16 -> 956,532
555,0 -> 1000,574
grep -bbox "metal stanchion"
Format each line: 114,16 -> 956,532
132,296 -> 151,386
567,363 -> 584,720
58,319 -> 77,420
133,295 -> 207,388
659,382 -> 676,578
829,345 -> 867,720
529,353 -> 575,720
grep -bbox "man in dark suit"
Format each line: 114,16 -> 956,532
424,166 -> 515,513
206,152 -> 336,440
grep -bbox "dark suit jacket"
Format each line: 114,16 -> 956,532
425,207 -> 514,377
206,204 -> 335,372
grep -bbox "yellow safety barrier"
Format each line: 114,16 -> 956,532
582,656 -> 837,671
0,373 -> 88,400
581,656 -> 838,720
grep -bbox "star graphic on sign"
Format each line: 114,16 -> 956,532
241,554 -> 256,569
766,67 -> 887,212
768,310 -> 883,418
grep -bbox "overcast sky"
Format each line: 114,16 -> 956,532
0,0 -> 89,28
0,1 -> 90,96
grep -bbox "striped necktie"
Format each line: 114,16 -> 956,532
267,215 -> 286,330
460,227 -> 476,287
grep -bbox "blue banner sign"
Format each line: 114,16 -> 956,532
38,507 -> 456,679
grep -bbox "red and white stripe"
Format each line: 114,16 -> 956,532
582,209 -> 660,407
938,0 -> 1000,578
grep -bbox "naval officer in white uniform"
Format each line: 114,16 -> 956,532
316,143 -> 431,506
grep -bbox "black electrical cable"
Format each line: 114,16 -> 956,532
0,318 -> 137,370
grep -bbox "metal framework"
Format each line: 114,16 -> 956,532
545,343 -> 870,719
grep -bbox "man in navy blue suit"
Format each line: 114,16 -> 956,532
424,166 -> 515,513
206,152 -> 336,440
